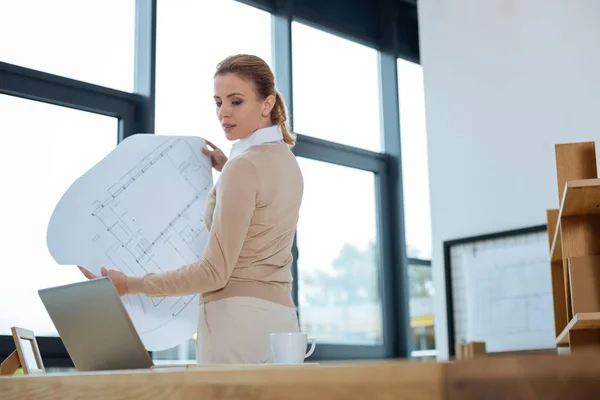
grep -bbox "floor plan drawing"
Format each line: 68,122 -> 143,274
463,241 -> 555,352
47,134 -> 214,351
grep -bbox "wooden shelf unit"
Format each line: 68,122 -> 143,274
556,313 -> 600,346
547,141 -> 600,353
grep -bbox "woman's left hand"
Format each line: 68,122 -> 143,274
78,266 -> 129,296
202,140 -> 228,172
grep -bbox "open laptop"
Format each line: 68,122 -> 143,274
38,277 -> 154,371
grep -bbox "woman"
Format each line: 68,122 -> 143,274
80,54 -> 303,364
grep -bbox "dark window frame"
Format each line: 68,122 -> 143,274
273,0 -> 414,360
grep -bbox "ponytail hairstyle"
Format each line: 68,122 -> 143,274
214,54 -> 296,146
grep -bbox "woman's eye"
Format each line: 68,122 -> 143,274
232,100 -> 242,106
215,102 -> 222,107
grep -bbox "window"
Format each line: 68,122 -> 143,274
398,59 -> 432,260
0,0 -> 135,92
154,0 -> 272,169
409,264 -> 435,356
0,94 -> 118,336
296,158 -> 382,345
292,22 -> 382,152
150,0 -> 272,360
152,338 -> 196,363
398,58 -> 435,358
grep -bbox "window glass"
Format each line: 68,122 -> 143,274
296,158 -> 382,345
0,0 -> 135,91
292,22 -> 382,152
0,94 -> 118,335
409,264 -> 435,358
398,58 -> 432,259
155,0 -> 272,173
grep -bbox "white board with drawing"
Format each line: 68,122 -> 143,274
446,226 -> 556,353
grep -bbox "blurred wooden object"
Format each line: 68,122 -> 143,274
0,351 -> 20,376
0,327 -> 45,376
455,341 -> 486,360
4,350 -> 600,399
547,141 -> 600,353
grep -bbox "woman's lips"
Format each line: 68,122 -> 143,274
222,123 -> 236,133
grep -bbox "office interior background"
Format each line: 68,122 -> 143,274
1,0 -> 598,368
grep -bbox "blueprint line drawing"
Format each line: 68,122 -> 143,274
463,241 -> 556,352
46,134 -> 213,351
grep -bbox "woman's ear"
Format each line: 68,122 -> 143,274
262,95 -> 276,117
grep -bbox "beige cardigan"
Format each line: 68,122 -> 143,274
127,143 -> 303,307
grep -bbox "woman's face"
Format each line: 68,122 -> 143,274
213,73 -> 274,141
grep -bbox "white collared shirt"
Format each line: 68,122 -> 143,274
229,125 -> 284,160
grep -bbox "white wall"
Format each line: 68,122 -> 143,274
417,0 -> 600,359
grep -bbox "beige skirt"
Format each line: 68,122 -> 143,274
196,296 -> 300,364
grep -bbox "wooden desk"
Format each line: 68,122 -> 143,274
2,351 -> 600,399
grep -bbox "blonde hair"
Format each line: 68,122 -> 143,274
214,54 -> 296,146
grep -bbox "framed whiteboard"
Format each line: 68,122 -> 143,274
443,225 -> 556,356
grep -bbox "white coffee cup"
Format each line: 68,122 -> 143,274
269,332 -> 316,364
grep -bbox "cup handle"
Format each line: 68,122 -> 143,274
304,337 -> 316,359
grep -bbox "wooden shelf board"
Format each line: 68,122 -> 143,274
549,178 -> 600,260
547,209 -> 562,263
549,219 -> 562,263
556,312 -> 600,345
561,178 -> 600,217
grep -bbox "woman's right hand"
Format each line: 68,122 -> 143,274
78,266 -> 129,296
202,140 -> 228,172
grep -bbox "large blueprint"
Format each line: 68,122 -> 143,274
46,134 -> 213,351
